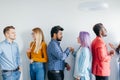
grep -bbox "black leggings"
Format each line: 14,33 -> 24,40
96,75 -> 108,80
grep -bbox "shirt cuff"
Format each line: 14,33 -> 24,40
65,48 -> 70,56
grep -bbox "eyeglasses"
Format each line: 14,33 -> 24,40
31,33 -> 35,35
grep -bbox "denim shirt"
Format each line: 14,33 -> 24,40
0,39 -> 20,70
47,39 -> 70,70
73,47 -> 92,80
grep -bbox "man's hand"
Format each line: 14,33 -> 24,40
69,47 -> 74,53
66,63 -> 71,71
27,48 -> 31,53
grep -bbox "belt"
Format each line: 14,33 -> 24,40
33,61 -> 39,63
49,70 -> 63,73
2,67 -> 19,73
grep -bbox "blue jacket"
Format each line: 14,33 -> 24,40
73,47 -> 92,80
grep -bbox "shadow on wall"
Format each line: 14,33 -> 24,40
20,30 -> 32,80
0,33 -> 2,80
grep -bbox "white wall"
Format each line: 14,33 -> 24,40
0,0 -> 120,80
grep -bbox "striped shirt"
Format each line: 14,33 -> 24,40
0,39 -> 20,70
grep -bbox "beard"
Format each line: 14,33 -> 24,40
57,37 -> 62,41
103,34 -> 107,37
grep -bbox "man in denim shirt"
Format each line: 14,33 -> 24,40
47,25 -> 74,80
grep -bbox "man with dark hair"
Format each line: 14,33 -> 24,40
47,25 -> 74,80
92,23 -> 115,80
0,26 -> 21,80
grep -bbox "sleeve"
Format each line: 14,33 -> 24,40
27,42 -> 33,59
78,48 -> 89,76
0,47 -> 2,55
16,44 -> 21,66
40,42 -> 48,62
72,47 -> 81,57
72,51 -> 77,57
51,42 -> 70,60
96,47 -> 111,62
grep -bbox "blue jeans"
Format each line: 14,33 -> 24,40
30,62 -> 45,80
2,70 -> 21,80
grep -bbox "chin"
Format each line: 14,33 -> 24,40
104,35 -> 107,37
12,38 -> 16,40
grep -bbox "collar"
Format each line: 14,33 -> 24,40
51,39 -> 60,45
4,39 -> 14,44
96,36 -> 105,44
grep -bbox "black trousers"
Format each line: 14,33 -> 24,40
96,75 -> 109,80
48,70 -> 64,80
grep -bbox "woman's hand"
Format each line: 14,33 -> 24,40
75,76 -> 80,80
27,48 -> 31,53
30,59 -> 33,63
109,43 -> 116,50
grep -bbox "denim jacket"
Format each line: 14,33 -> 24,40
73,46 -> 92,80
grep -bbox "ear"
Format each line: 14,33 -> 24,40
4,33 -> 8,37
99,30 -> 103,36
53,33 -> 57,38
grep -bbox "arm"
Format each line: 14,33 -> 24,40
51,42 -> 70,60
26,42 -> 33,59
0,46 -> 2,55
97,47 -> 111,62
72,47 -> 81,57
40,42 -> 48,62
72,51 -> 77,57
16,44 -> 21,71
78,48 -> 89,76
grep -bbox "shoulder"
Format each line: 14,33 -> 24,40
0,40 -> 5,45
81,47 -> 91,56
82,47 -> 90,53
0,41 -> 5,48
41,41 -> 47,46
0,40 -> 8,47
93,37 -> 105,47
48,40 -> 58,46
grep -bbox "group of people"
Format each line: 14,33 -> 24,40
0,23 -> 120,80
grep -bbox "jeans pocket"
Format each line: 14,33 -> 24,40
2,72 -> 12,77
18,71 -> 21,74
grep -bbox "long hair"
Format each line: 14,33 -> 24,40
32,27 -> 45,53
79,31 -> 91,49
